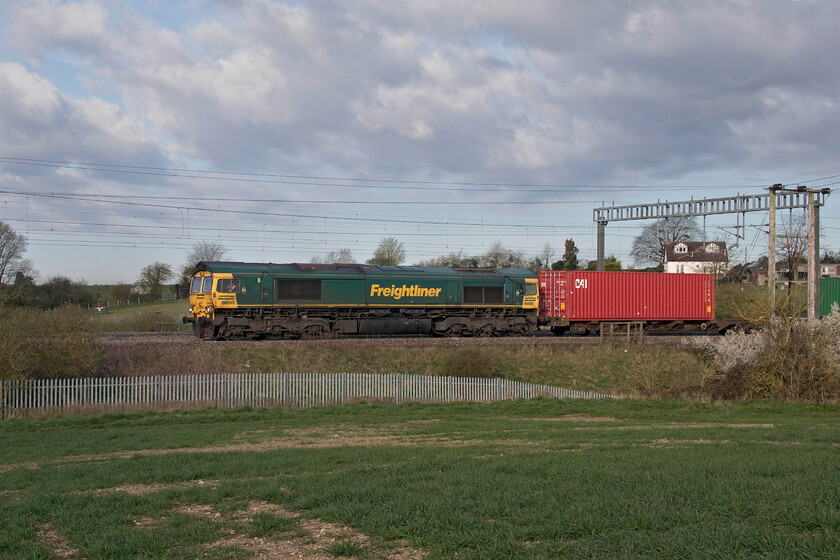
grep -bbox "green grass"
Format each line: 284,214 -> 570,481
1,399 -> 838,559
107,300 -> 188,316
95,300 -> 190,331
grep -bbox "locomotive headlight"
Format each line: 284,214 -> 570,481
205,306 -> 213,314
189,305 -> 194,313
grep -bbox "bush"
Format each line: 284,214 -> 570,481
622,346 -> 714,398
689,307 -> 840,402
0,305 -> 102,380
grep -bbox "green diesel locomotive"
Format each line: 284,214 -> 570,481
185,262 -> 539,339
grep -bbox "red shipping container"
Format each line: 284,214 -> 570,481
538,271 -> 714,322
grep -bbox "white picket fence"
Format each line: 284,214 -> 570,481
0,373 -> 615,418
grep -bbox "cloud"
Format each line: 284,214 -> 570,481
0,0 -> 837,281
5,0 -> 836,183
6,0 -> 109,66
0,62 -> 164,166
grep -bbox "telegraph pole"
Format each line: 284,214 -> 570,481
768,184 -> 828,324
807,189 -> 820,324
768,184 -> 780,316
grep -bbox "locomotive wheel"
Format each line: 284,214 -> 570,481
432,327 -> 457,337
301,325 -> 326,339
570,324 -> 589,336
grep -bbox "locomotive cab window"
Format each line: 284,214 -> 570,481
524,283 -> 537,296
190,276 -> 203,294
201,276 -> 213,293
217,279 -> 240,293
275,278 -> 321,300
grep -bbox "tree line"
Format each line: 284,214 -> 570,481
0,212 -> 828,308
308,236 -> 622,273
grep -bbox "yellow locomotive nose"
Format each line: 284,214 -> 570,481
522,278 -> 539,309
188,272 -> 216,319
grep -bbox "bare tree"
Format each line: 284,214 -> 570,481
367,237 -> 406,266
187,240 -> 227,265
777,211 -> 807,289
480,240 -> 526,268
416,250 -> 478,268
823,249 -> 840,264
311,248 -> 355,264
138,262 -> 173,301
630,216 -> 701,269
181,240 -> 228,291
415,242 -> 532,270
529,243 -> 555,272
0,221 -> 31,285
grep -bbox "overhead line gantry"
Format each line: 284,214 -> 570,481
593,187 -> 830,322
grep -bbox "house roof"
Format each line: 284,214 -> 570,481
665,241 -> 729,263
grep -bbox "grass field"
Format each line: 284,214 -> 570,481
95,300 -> 191,332
1,399 -> 838,559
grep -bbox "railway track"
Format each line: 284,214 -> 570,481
98,330 -> 716,348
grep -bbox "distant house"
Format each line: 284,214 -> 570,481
775,263 -> 839,285
776,264 -> 807,286
747,267 -> 769,286
665,241 -> 733,276
820,264 -> 840,278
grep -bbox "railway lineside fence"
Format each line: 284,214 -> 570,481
1,373 -> 615,418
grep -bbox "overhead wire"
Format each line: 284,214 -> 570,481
1,155 -> 837,265
0,156 -> 800,192
0,188 -> 598,229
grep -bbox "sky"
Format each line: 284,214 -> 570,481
1,0 -> 838,285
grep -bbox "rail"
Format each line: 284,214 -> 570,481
1,373 -> 615,418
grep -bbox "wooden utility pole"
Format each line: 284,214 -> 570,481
768,184 -> 827,324
807,190 -> 820,324
768,185 -> 780,317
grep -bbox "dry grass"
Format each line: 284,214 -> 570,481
94,338 -> 709,397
